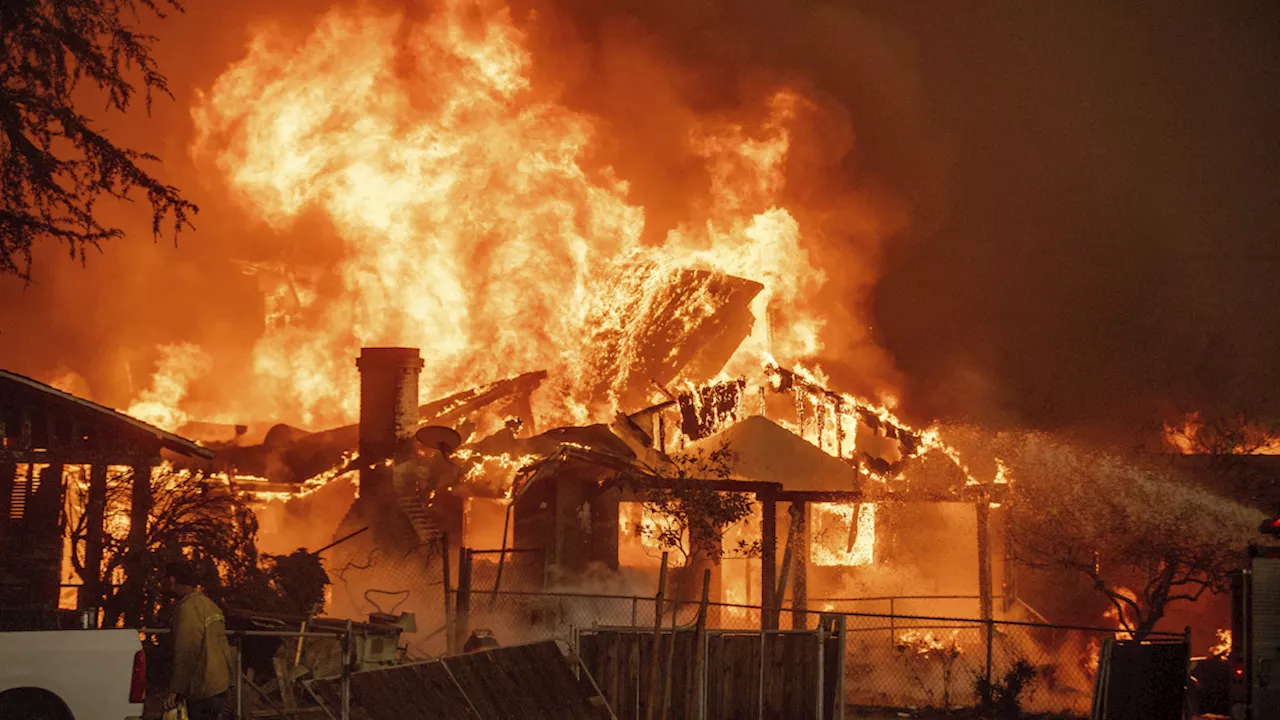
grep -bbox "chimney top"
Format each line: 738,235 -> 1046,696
356,347 -> 425,370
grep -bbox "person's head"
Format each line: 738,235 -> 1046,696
164,560 -> 200,596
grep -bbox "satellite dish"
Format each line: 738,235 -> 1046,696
415,425 -> 463,458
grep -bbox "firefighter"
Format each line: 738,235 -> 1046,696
162,560 -> 235,720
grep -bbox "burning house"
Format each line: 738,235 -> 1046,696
0,0 -> 1023,645
185,261 -> 1012,650
0,0 -> 1128,656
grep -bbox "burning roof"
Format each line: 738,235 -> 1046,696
209,370 -> 550,485
0,369 -> 214,461
582,263 -> 763,412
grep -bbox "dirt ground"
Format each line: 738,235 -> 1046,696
846,706 -> 1227,720
845,709 -> 1080,720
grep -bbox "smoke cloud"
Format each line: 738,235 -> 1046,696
864,2 -> 1280,437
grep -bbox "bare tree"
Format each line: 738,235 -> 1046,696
621,447 -> 760,571
66,466 -> 273,627
1,0 -> 198,280
1164,406 -> 1280,456
1002,434 -> 1261,640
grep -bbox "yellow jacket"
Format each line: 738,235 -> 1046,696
170,591 -> 234,700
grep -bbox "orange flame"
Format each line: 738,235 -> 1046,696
810,502 -> 875,567
1209,628 -> 1232,659
126,344 -> 212,431
189,0 -> 828,430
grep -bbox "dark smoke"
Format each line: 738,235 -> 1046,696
535,0 -> 1280,437
864,1 -> 1280,437
517,0 -> 939,399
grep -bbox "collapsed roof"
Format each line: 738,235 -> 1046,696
205,264 -> 986,502
210,266 -> 763,487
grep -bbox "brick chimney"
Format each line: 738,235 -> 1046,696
356,347 -> 423,500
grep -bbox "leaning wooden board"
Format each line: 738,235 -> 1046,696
311,640 -> 615,720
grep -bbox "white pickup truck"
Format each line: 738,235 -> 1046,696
0,629 -> 145,720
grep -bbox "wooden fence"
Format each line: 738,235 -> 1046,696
576,618 -> 845,720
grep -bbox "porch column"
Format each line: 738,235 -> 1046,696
30,463 -> 66,608
790,500 -> 809,630
123,462 -> 153,626
128,463 -> 152,553
760,494 -> 777,629
976,493 -> 993,622
80,463 -> 109,609
1001,505 -> 1017,612
0,462 -> 14,535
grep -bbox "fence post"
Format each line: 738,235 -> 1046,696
455,546 -> 471,654
660,592 -> 681,720
1182,625 -> 1193,720
235,639 -> 243,720
757,628 -> 766,720
632,596 -> 639,627
835,615 -> 846,720
985,618 -> 994,692
341,620 -> 352,720
889,598 -> 895,647
645,552 -> 669,720
688,568 -> 711,720
442,532 -> 452,654
814,623 -> 824,720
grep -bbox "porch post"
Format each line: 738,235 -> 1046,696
760,494 -> 777,630
81,463 -> 109,609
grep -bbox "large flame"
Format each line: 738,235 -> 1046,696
126,343 -> 212,431
187,0 -> 832,429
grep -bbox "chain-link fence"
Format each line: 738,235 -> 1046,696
140,625 -> 364,720
828,610 -> 1169,716
448,587 -> 1185,718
